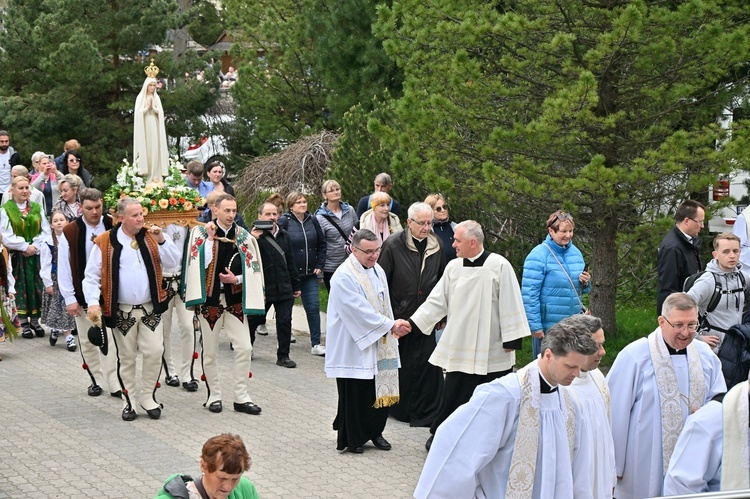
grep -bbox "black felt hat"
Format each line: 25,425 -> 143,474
87,324 -> 108,356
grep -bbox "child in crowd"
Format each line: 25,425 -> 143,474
40,210 -> 76,352
0,232 -> 19,358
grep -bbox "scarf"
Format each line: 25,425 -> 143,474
344,254 -> 399,408
722,381 -> 750,490
182,224 -> 265,314
506,360 -> 576,499
648,328 -> 705,476
2,200 -> 42,242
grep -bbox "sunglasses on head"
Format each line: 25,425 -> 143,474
548,212 -> 571,227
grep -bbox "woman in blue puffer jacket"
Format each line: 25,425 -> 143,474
522,210 -> 592,359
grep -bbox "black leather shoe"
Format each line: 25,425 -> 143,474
208,401 -> 223,413
110,390 -> 122,398
372,435 -> 391,451
88,384 -> 103,397
276,357 -> 297,368
145,407 -> 161,420
32,323 -> 45,337
233,402 -> 261,415
348,446 -> 364,454
122,408 -> 137,421
165,375 -> 180,387
182,380 -> 199,392
425,434 -> 434,451
21,325 -> 34,339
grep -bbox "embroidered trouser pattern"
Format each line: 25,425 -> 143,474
110,303 -> 165,412
199,298 -> 253,406
161,292 -> 199,382
74,312 -> 119,393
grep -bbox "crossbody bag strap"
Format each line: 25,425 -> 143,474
194,477 -> 210,499
263,233 -> 287,259
321,214 -> 348,241
544,243 -> 584,310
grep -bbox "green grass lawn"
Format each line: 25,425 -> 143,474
514,304 -> 654,372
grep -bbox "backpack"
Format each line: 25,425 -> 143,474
683,270 -> 745,313
683,270 -> 745,332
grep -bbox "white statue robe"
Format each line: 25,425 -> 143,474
663,399 -> 723,495
570,369 -> 616,499
410,252 -> 530,375
133,77 -> 169,181
324,260 -> 396,380
606,332 -> 726,499
414,362 -> 592,499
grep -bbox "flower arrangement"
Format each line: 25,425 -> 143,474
104,156 -> 204,214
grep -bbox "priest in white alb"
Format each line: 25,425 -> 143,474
414,315 -> 598,498
569,314 -> 616,499
325,229 -> 412,454
606,292 -> 726,499
407,220 -> 531,450
663,372 -> 748,495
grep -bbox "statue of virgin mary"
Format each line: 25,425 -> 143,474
133,59 -> 169,181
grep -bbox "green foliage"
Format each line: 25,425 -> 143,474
186,0 -> 225,47
223,0 -> 403,159
327,91 -> 402,205
305,0 -> 403,124
223,0 -> 330,156
362,0 -> 750,332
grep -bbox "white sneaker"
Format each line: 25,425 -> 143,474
257,324 -> 269,336
311,344 -> 326,356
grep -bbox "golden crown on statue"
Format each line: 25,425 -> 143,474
144,58 -> 160,79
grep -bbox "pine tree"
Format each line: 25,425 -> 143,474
370,0 -> 750,331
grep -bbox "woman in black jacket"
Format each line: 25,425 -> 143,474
59,150 -> 95,188
277,191 -> 327,356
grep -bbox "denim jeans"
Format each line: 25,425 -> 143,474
532,336 -> 543,360
299,275 -> 322,346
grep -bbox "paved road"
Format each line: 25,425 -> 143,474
0,307 -> 428,498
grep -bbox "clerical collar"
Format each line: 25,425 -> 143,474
463,250 -> 490,267
664,340 -> 687,355
539,373 -> 558,394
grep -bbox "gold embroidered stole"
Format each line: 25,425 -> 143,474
647,329 -> 705,476
344,255 -> 399,407
721,381 -> 750,490
506,361 -> 576,499
589,369 -> 611,418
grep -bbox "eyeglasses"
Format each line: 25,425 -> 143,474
688,217 -> 705,226
548,211 -> 571,227
410,218 -> 433,227
68,158 -> 80,163
353,245 -> 381,256
661,317 -> 699,333
434,204 -> 449,212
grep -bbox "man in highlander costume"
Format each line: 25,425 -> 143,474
84,197 -> 179,421
182,194 -> 265,415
